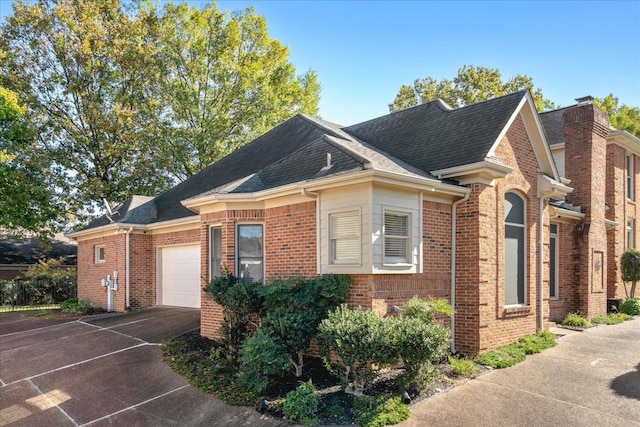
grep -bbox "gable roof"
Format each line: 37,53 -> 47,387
73,90 -> 554,235
344,90 -> 529,175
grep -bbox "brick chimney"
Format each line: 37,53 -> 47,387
562,98 -> 610,317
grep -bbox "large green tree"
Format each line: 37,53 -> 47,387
389,65 -> 556,113
1,0 -> 320,223
1,0 -> 168,218
149,2 -> 320,181
0,86 -> 61,238
594,94 -> 640,138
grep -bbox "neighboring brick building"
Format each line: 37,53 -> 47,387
68,91 -> 639,355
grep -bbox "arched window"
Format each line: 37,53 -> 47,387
504,192 -> 526,305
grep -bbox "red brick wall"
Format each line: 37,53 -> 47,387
549,223 -> 571,321
77,234 -> 126,311
606,144 -> 639,300
128,233 -> 153,309
562,104 -> 609,318
454,115 -> 545,355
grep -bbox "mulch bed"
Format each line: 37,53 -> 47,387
175,330 -> 486,425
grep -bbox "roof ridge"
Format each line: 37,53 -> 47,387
298,114 -> 349,139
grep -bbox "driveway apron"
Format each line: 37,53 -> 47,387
0,307 -> 283,426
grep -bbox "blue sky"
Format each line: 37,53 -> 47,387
2,0 -> 639,126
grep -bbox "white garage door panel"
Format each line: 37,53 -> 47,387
161,245 -> 201,308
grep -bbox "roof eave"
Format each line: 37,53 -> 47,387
431,160 -> 513,186
608,129 -> 640,156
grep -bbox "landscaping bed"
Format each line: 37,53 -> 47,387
164,329 -> 485,426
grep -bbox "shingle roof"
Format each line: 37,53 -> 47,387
344,90 -> 528,174
539,107 -> 572,146
0,235 -> 77,265
78,91 -> 531,232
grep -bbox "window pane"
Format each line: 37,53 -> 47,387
549,235 -> 557,298
238,225 -> 263,257
505,225 -> 525,305
504,193 -> 524,224
385,237 -> 407,259
330,211 -> 360,264
211,227 -> 222,279
237,225 -> 263,282
385,213 -> 408,237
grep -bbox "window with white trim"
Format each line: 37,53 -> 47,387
628,155 -> 635,200
95,245 -> 105,264
210,226 -> 222,280
330,211 -> 360,265
383,210 -> 410,264
549,224 -> 559,299
627,219 -> 635,249
237,224 -> 264,283
504,192 -> 526,305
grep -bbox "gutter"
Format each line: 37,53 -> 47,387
450,192 -> 470,353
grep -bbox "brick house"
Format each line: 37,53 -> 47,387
68,90 -> 639,355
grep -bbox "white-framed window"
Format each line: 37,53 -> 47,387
210,226 -> 222,280
504,192 -> 526,306
627,219 -> 635,249
549,224 -> 559,299
627,155 -> 635,200
383,210 -> 411,264
330,211 -> 360,265
95,245 -> 106,264
237,224 -> 264,283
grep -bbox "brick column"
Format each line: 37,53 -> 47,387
562,103 -> 609,317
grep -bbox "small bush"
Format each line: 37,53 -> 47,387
282,380 -> 318,423
354,395 -> 410,427
561,312 -> 591,328
448,355 -> 478,376
516,330 -> 557,354
475,345 -> 526,369
592,313 -> 633,325
60,298 -> 95,315
619,298 -> 640,316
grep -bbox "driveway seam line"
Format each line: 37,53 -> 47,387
27,378 -> 79,427
78,320 -> 148,344
78,385 -> 190,426
0,320 -> 79,338
1,343 -> 149,388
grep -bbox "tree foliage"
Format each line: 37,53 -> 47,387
594,94 -> 640,138
0,86 -> 62,237
149,2 -> 320,181
1,0 -> 320,224
620,248 -> 640,298
389,65 -> 556,113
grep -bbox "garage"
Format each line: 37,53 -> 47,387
159,245 -> 201,308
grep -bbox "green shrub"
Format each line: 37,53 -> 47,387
592,313 -> 633,324
516,330 -> 557,354
237,329 -> 289,395
317,305 -> 397,392
561,312 -> 591,328
394,316 -> 450,392
282,380 -> 318,423
354,395 -> 410,427
475,345 -> 526,369
448,355 -> 478,376
619,298 -> 640,316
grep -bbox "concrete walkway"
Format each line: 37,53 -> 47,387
0,307 -> 283,427
400,318 -> 640,427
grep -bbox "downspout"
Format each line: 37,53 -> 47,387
538,197 -> 545,330
301,188 -> 320,274
450,192 -> 470,354
125,227 -> 133,310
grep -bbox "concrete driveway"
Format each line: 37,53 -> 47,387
0,307 -> 283,427
401,317 -> 640,427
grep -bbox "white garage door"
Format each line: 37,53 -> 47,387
160,245 -> 201,308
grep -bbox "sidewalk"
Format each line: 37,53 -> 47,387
400,318 -> 640,427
